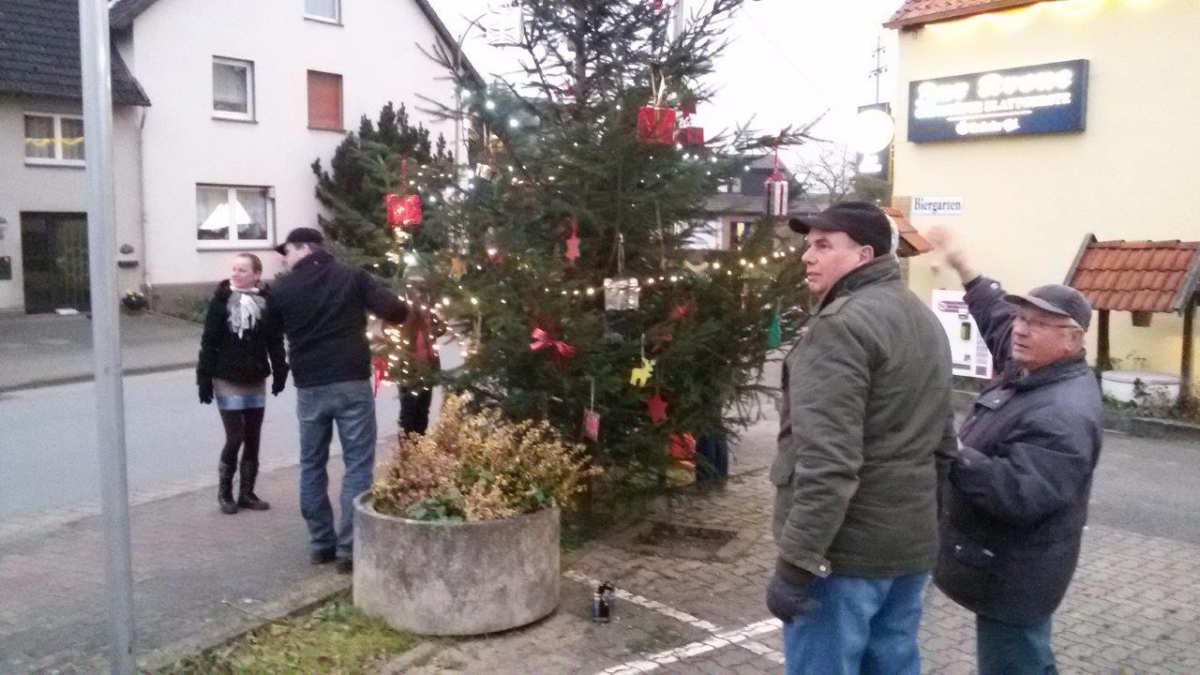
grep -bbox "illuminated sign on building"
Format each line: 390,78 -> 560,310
908,60 -> 1089,142
853,103 -> 894,182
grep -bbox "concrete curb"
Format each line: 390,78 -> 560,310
952,389 -> 1200,444
380,642 -> 446,674
138,579 -> 352,671
0,361 -> 196,394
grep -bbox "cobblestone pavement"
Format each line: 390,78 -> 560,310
406,470 -> 1200,674
5,400 -> 1200,673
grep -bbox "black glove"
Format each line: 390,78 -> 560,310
271,368 -> 289,396
198,376 -> 214,405
766,559 -> 820,623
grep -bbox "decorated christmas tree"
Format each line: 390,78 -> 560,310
311,102 -> 454,269
327,0 -> 819,485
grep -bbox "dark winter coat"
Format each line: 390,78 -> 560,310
265,249 -> 408,388
771,257 -> 956,579
197,280 -> 287,385
935,276 -> 1104,626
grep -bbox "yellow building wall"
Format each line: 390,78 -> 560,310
892,0 -> 1200,385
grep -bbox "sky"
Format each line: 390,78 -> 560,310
426,0 -> 904,167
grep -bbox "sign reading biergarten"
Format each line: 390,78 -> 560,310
908,60 -> 1089,142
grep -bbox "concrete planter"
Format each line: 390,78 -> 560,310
353,494 -> 560,636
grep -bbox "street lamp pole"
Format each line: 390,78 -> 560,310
79,0 -> 136,672
672,0 -> 687,41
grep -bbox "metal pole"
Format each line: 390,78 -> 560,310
79,0 -> 136,672
875,37 -> 882,104
672,0 -> 686,41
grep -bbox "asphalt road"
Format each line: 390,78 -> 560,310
2,357 -> 1198,548
1087,431 -> 1200,546
0,368 -> 401,526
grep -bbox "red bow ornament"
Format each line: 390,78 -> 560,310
670,433 -> 697,469
530,328 -> 576,359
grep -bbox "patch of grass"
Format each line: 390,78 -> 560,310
157,593 -> 415,675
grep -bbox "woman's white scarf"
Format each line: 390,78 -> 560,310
227,286 -> 265,339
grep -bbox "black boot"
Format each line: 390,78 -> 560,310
218,462 -> 238,514
237,460 -> 270,511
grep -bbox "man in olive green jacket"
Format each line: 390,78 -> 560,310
767,202 -> 954,675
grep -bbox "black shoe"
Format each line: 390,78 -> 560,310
335,558 -> 353,575
311,548 -> 337,565
237,493 -> 270,510
237,460 -> 270,511
218,462 -> 238,515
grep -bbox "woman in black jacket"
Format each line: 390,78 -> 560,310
197,253 -> 288,514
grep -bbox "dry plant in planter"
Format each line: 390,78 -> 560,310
370,393 -> 599,522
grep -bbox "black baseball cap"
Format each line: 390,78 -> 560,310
1004,284 -> 1093,331
789,202 -> 893,257
274,227 -> 324,255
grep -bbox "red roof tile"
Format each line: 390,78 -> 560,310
882,207 -> 935,258
1065,237 -> 1200,314
885,0 -> 1049,28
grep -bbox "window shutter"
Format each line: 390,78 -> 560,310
307,71 -> 343,130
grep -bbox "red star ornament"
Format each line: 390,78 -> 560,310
565,219 -> 581,264
646,392 -> 668,423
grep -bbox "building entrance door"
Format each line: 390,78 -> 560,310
21,212 -> 90,314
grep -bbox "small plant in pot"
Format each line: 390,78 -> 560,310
354,393 -> 599,636
121,289 -> 148,313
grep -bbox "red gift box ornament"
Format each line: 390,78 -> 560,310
764,146 -> 788,218
398,194 -> 423,229
765,171 -> 788,218
638,106 -> 676,145
675,96 -> 704,147
676,125 -> 705,147
637,74 -> 676,145
385,193 -> 423,229
385,157 -> 424,229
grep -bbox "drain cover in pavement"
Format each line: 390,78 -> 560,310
610,520 -> 751,562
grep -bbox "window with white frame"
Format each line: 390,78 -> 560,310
196,185 -> 274,246
212,57 -> 255,120
24,114 -> 85,165
305,0 -> 340,22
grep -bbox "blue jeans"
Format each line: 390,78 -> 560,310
977,615 -> 1057,675
296,380 -> 377,559
782,572 -> 928,675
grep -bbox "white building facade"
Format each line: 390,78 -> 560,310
0,0 -> 468,314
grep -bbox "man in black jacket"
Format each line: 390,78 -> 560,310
267,227 -> 409,574
931,228 -> 1103,675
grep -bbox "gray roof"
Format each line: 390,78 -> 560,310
0,0 -> 150,106
704,193 -> 827,216
109,0 -> 485,89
